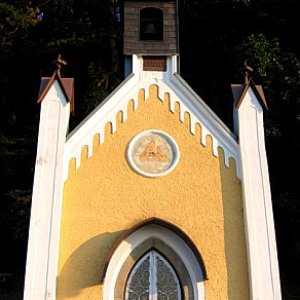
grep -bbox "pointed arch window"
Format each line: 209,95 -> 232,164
103,221 -> 206,300
125,250 -> 181,300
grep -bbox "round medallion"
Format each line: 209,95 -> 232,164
127,130 -> 180,177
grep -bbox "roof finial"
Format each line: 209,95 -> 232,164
243,60 -> 253,84
55,54 -> 67,77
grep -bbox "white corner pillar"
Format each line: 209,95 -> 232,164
23,81 -> 70,300
237,88 -> 281,299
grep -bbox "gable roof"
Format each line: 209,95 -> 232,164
38,71 -> 75,113
231,78 -> 268,111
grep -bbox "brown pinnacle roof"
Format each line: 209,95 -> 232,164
231,78 -> 268,111
38,70 -> 75,113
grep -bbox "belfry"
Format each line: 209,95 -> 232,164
24,0 -> 281,299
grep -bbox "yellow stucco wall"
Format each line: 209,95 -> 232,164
57,85 -> 249,299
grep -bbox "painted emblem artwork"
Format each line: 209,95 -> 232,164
127,130 -> 180,177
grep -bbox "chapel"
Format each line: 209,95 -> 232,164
23,0 -> 281,299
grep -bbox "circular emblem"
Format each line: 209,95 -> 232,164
127,130 -> 180,177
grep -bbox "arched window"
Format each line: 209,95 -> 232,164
125,250 -> 181,300
140,8 -> 163,41
103,220 -> 206,300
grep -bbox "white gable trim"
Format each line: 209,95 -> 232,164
63,55 -> 240,180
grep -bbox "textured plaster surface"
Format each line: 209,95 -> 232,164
57,85 -> 248,299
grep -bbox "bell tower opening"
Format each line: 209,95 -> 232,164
140,7 -> 163,41
123,0 -> 178,56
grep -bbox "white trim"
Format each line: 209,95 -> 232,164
103,224 -> 205,300
23,82 -> 70,300
237,88 -> 282,299
63,55 -> 241,180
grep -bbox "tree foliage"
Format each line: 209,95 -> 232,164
0,1 -> 41,49
0,0 -> 299,298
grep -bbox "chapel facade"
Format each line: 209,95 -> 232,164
23,1 -> 281,299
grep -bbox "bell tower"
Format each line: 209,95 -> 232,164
123,0 -> 179,74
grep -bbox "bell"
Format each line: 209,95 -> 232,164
144,23 -> 157,34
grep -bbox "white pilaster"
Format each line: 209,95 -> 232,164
237,88 -> 281,299
23,80 -> 70,300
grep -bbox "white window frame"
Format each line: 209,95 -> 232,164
103,224 -> 205,300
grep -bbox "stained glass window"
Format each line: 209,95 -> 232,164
125,250 -> 181,300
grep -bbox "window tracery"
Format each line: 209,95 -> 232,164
126,250 -> 181,300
